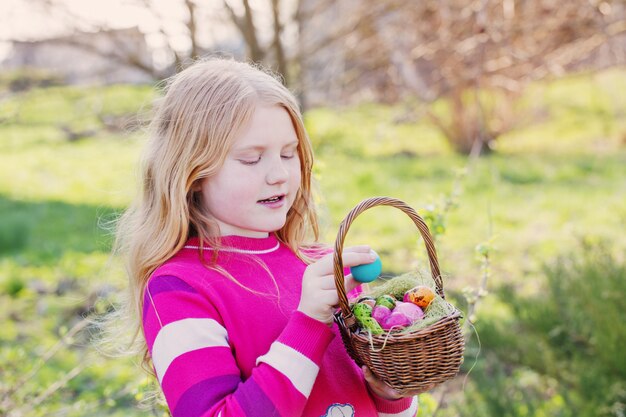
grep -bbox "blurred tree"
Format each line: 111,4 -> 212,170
26,0 -> 346,89
314,0 -> 626,154
19,0 -> 626,154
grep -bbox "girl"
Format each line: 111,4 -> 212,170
115,58 -> 424,417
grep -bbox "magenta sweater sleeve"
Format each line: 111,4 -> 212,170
143,274 -> 335,417
370,392 -> 418,416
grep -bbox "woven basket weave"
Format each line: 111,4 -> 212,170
333,197 -> 465,394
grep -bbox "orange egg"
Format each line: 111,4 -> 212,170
405,286 -> 436,308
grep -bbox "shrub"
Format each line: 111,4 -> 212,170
470,241 -> 626,416
0,68 -> 64,92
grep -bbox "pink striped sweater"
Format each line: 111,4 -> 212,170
143,234 -> 417,417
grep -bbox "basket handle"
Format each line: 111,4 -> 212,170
333,197 -> 444,326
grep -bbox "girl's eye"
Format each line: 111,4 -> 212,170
239,157 -> 261,165
281,153 -> 295,160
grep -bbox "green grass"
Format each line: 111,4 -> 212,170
1,69 -> 625,416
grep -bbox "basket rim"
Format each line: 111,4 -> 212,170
335,309 -> 462,343
333,197 -> 444,329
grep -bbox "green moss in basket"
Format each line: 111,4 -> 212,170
368,271 -> 430,300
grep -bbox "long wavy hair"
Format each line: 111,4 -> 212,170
108,58 -> 320,375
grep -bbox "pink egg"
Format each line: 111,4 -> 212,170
382,312 -> 412,330
372,305 -> 392,323
393,302 -> 424,322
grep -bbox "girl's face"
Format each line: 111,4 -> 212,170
196,104 -> 302,238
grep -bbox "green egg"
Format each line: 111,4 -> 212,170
353,302 -> 373,321
375,294 -> 396,310
360,317 -> 384,335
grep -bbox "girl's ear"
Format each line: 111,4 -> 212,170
191,178 -> 203,192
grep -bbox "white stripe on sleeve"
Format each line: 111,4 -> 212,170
256,342 -> 319,398
152,318 -> 229,382
378,396 -> 418,417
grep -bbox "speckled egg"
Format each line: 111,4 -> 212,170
405,285 -> 436,309
359,317 -> 384,335
352,302 -> 373,321
375,294 -> 397,310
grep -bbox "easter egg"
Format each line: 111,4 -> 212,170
350,252 -> 382,283
360,317 -> 384,335
405,285 -> 436,309
393,302 -> 424,322
352,302 -> 373,321
375,294 -> 396,310
372,305 -> 392,323
356,296 -> 376,308
382,312 -> 412,330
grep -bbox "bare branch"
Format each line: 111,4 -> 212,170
271,0 -> 288,84
135,0 -> 184,71
58,35 -> 161,78
185,0 -> 200,59
222,0 -> 264,62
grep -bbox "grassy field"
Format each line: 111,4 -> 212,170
1,69 -> 625,416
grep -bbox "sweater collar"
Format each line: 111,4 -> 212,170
184,234 -> 281,254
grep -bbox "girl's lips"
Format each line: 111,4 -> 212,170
257,195 -> 286,208
258,194 -> 285,203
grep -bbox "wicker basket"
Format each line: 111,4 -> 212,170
333,197 -> 465,394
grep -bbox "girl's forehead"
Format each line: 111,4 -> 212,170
230,105 -> 299,150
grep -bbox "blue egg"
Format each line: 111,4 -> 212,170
350,254 -> 382,283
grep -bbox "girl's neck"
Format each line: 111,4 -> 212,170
186,233 -> 279,253
221,232 -> 269,239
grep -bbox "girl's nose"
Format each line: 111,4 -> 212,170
266,159 -> 289,185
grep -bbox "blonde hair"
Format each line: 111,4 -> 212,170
109,58 -> 320,374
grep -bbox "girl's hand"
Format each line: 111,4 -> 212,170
362,366 -> 435,399
297,246 -> 376,324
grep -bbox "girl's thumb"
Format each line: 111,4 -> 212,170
344,274 -> 360,294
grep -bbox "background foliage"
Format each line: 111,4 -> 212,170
1,68 -> 625,416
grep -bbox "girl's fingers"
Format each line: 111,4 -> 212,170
315,272 -> 365,294
362,366 -> 402,399
342,245 -> 371,254
314,292 -> 340,307
340,251 -> 377,269
315,271 -> 366,294
308,249 -> 375,276
319,275 -> 339,290
344,274 -> 360,294
404,384 -> 436,395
